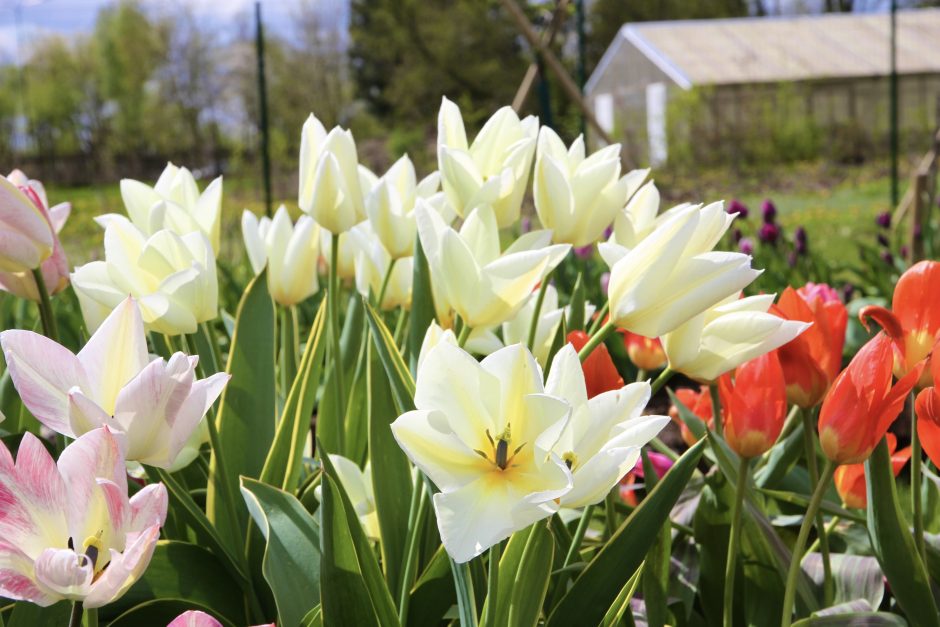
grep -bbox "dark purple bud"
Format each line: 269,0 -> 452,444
914,224 -> 922,239
841,283 -> 855,302
877,234 -> 890,248
794,226 -> 808,254
900,245 -> 910,259
761,199 -> 777,223
787,251 -> 798,267
573,245 -> 593,259
875,212 -> 892,229
881,249 -> 894,265
727,199 -> 749,219
732,228 -> 743,244
758,222 -> 780,244
739,237 -> 754,255
603,225 -> 613,240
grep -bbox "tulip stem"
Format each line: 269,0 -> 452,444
450,557 -> 479,627
587,301 -> 609,336
329,233 -> 346,451
398,474 -> 430,624
649,368 -> 675,396
780,460 -> 835,627
457,324 -> 472,348
377,258 -> 398,308
483,542 -> 501,626
911,396 -> 927,562
578,320 -> 615,362
799,407 -> 832,606
709,384 -> 723,438
67,601 -> 83,627
526,273 -> 552,351
564,504 -> 594,570
724,456 -> 749,627
31,267 -> 58,342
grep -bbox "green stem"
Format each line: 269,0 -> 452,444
781,460 -> 835,627
587,301 -> 609,336
807,516 -> 840,554
635,368 -> 647,383
457,324 -> 472,348
84,608 -> 97,627
578,320 -> 616,362
279,306 -> 298,396
483,542 -> 501,626
564,504 -> 594,569
31,267 -> 58,341
911,395 -> 927,562
393,309 -> 409,347
724,456 -> 749,627
649,368 -> 675,396
604,487 -> 618,541
201,321 -> 225,374
649,436 -> 679,462
329,232 -> 346,452
709,384 -> 723,438
449,558 -> 479,627
526,273 -> 552,351
377,258 -> 398,308
68,601 -> 83,627
800,407 -> 832,605
398,475 -> 430,624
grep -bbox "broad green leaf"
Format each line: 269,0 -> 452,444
208,270 -> 276,546
408,546 -> 456,627
102,541 -> 246,625
319,446 -> 401,627
343,354 -> 370,463
108,600 -> 237,627
755,420 -> 805,488
260,298 -> 327,491
279,305 -> 299,396
318,297 -> 365,454
407,234 -> 436,375
241,477 -> 322,627
793,603 -> 908,626
301,605 -> 323,627
865,437 -> 940,626
368,341 -> 413,597
802,554 -> 884,610
6,601 -> 69,627
547,437 -> 707,627
364,300 -> 416,411
600,563 -> 644,627
507,523 -> 554,627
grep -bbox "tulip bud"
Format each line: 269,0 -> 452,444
0,175 -> 54,274
669,386 -> 713,447
566,330 -> 624,398
298,115 -> 366,234
622,331 -> 667,371
718,352 -> 787,458
241,206 -> 320,307
833,434 -> 911,509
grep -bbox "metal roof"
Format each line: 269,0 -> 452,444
586,9 -> 940,92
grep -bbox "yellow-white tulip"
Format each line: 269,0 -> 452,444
607,180 -> 695,250
319,225 -> 362,282
391,342 -> 572,562
314,455 -> 380,540
120,162 -> 223,253
71,216 -> 218,335
416,201 -> 569,330
546,345 -> 669,507
662,293 -> 810,382
364,155 -> 441,259
533,127 -> 647,247
241,206 -> 320,307
348,223 -> 414,311
601,202 -> 760,338
437,97 -> 538,228
298,114 -> 365,234
501,285 -> 596,366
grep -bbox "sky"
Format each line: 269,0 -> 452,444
0,0 -> 348,62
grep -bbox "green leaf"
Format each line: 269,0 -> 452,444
278,305 -> 299,397
241,477 -> 322,627
407,234 -> 436,374
301,605 -> 323,627
408,546 -> 456,627
755,419 -> 805,488
547,437 -> 707,627
865,437 -> 940,626
364,300 -> 416,412
480,523 -> 554,627
260,299 -> 327,491
801,554 -> 884,610
319,445 -> 401,627
318,297 -> 366,454
367,341 -> 413,597
793,607 -> 908,626
600,563 -> 644,627
208,270 -> 277,546
108,600 -> 237,627
190,322 -> 221,375
6,601 -> 69,627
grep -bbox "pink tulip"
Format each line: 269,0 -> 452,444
0,296 -> 229,470
0,174 -> 54,274
0,170 -> 70,301
167,610 -> 275,627
0,427 -> 167,608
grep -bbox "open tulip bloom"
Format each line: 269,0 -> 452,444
0,427 -> 167,608
1,297 -> 229,469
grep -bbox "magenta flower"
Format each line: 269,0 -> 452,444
758,222 -> 780,244
0,297 -> 229,470
875,212 -> 891,229
168,610 -> 274,627
798,282 -> 841,305
761,199 -> 777,223
727,199 -> 749,218
0,427 -> 166,608
739,237 -> 754,255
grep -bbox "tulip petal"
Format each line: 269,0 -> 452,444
33,548 -> 93,600
84,524 -> 161,608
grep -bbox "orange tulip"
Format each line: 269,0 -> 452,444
621,331 -> 667,371
773,284 -> 847,408
860,260 -> 940,387
914,353 -> 940,468
669,386 -> 713,447
718,351 -> 787,458
566,331 -> 624,398
818,333 -> 923,465
833,433 -> 911,509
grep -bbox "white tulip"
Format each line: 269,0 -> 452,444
662,293 -> 811,382
365,155 -> 443,259
314,455 -> 381,540
437,97 -> 538,228
601,202 -> 760,338
348,223 -> 414,311
546,345 -> 669,507
391,342 -> 572,563
501,285 -> 597,366
71,216 -> 218,335
120,163 -> 223,253
241,206 -> 320,307
298,114 -> 365,234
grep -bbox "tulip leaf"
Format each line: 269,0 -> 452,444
801,553 -> 884,610
865,437 -> 940,627
480,522 -> 554,627
547,437 -> 706,627
190,322 -> 221,375
319,445 -> 401,627
408,235 -> 436,375
301,605 -> 323,627
260,298 -> 327,492
107,600 -> 237,627
241,477 -> 322,627
600,562 -> 644,627
364,300 -> 417,411
319,297 -> 366,454
368,341 -> 414,598
408,546 -> 457,627
278,305 -> 299,395
755,420 -> 807,488
6,601 -> 69,627
209,270 -> 277,547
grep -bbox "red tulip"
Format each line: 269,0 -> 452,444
669,386 -> 713,447
860,260 -> 940,387
773,284 -> 847,408
833,433 -> 911,509
566,330 -> 624,398
718,351 -> 787,458
914,353 -> 940,468
818,333 -> 923,465
621,330 -> 667,371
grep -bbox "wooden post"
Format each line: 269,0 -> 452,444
511,0 -> 570,113
910,172 -> 927,263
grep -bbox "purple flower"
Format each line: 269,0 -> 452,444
794,226 -> 808,254
881,250 -> 895,265
841,283 -> 855,302
875,212 -> 892,229
520,216 -> 532,234
600,272 -> 610,295
739,237 -> 754,255
900,245 -> 910,259
761,199 -> 777,223
732,228 -> 743,244
727,199 -> 749,219
758,222 -> 780,244
573,245 -> 593,260
787,251 -> 798,267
